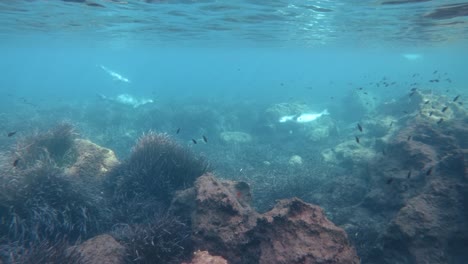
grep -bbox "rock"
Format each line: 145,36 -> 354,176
188,174 -> 258,263
322,140 -> 377,167
74,234 -> 126,264
381,178 -> 468,264
65,139 -> 119,178
219,131 -> 252,144
171,174 -> 360,264
288,155 -> 303,166
182,250 -> 228,264
255,198 -> 360,264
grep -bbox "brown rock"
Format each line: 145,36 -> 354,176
256,198 -> 360,264
171,174 -> 360,264
382,178 -> 468,264
182,250 -> 228,264
190,174 -> 259,263
65,139 -> 119,178
74,234 -> 126,264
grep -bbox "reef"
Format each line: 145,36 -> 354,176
321,90 -> 468,263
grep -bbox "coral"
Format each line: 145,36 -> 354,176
219,131 -> 252,144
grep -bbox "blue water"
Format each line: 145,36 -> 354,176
1,1 -> 468,263
1,0 -> 468,104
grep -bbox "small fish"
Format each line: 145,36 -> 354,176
407,135 -> 412,141
433,70 -> 438,74
453,95 -> 460,102
382,148 -> 387,155
410,87 -> 417,92
437,118 -> 444,124
426,166 -> 433,176
176,128 -> 180,134
355,136 -> 360,144
424,100 -> 430,104
441,106 -> 448,112
13,159 -> 19,167
407,170 -> 412,179
357,123 -> 363,132
7,131 -> 16,137
389,121 -> 394,127
409,91 -> 416,97
429,111 -> 434,116
191,139 -> 197,144
202,135 -> 208,143
386,178 -> 393,184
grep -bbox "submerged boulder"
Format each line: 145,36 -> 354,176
220,131 -> 252,144
65,139 -> 119,178
170,174 -> 360,264
73,234 -> 125,264
182,250 -> 228,264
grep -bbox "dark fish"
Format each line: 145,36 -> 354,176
410,87 -> 417,91
13,159 -> 19,167
176,128 -> 180,134
446,78 -> 452,83
429,111 -> 434,116
390,121 -> 394,127
386,178 -> 393,184
202,135 -> 208,143
437,118 -> 444,124
409,91 -> 416,97
441,106 -> 448,112
358,87 -> 363,90
403,110 -> 408,114
407,170 -> 412,179
382,148 -> 387,155
407,135 -> 412,141
433,70 -> 438,74
453,95 -> 460,102
7,131 -> 17,137
426,166 -> 433,176
355,136 -> 360,144
424,100 -> 430,104
191,139 -> 197,144
364,92 -> 368,95
357,123 -> 363,132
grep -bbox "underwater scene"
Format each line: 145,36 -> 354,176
1,1 -> 468,263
